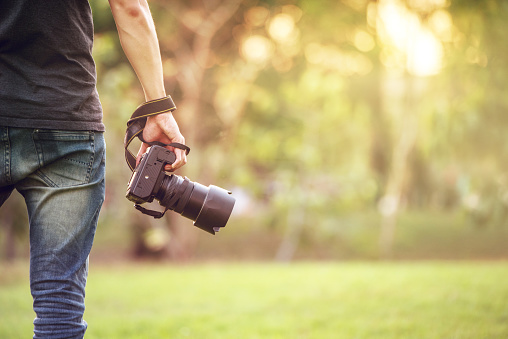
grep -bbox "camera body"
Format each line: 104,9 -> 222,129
126,145 -> 235,234
126,145 -> 175,205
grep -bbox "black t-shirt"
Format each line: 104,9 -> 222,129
0,0 -> 104,131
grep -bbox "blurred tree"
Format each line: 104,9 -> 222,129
91,0 -> 247,259
443,0 -> 508,227
81,0 -> 508,261
150,0 -> 244,259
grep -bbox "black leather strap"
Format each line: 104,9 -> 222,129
134,204 -> 166,219
124,96 -> 190,171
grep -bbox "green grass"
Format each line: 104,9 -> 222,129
1,261 -> 508,338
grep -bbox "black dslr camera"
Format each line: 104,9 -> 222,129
126,145 -> 235,234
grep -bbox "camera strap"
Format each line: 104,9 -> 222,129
124,95 -> 190,171
134,204 -> 167,219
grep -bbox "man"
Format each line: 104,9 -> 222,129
0,0 -> 185,337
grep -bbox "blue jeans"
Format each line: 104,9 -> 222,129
0,127 -> 105,339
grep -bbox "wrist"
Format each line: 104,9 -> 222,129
144,92 -> 167,101
143,86 -> 166,101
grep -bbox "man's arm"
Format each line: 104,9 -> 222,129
108,0 -> 186,170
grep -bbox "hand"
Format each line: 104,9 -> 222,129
136,113 -> 187,171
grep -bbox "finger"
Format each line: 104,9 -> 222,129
136,143 -> 150,166
167,148 -> 187,171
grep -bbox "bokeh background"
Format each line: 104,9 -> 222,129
2,0 -> 508,262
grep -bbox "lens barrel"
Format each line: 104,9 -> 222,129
156,174 -> 235,234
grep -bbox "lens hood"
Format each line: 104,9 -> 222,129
193,185 -> 235,234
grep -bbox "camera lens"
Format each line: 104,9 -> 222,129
155,174 -> 235,234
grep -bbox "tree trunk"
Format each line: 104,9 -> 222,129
378,73 -> 423,259
156,0 -> 243,260
275,205 -> 306,262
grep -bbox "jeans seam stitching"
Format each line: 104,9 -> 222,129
4,127 -> 12,184
32,130 -> 44,170
35,169 -> 57,188
30,130 -> 57,187
84,132 -> 95,184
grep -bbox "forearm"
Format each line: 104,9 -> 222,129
109,0 -> 186,169
109,0 -> 165,100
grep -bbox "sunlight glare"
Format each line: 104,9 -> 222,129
268,14 -> 296,42
407,28 -> 443,76
241,35 -> 273,64
377,0 -> 446,77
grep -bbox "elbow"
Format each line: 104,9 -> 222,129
109,0 -> 148,19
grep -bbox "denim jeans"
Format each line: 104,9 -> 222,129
0,127 -> 105,339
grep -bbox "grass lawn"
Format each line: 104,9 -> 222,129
1,261 -> 507,338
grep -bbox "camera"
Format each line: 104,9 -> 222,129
126,145 -> 235,234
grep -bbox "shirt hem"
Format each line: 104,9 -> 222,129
0,117 -> 105,132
